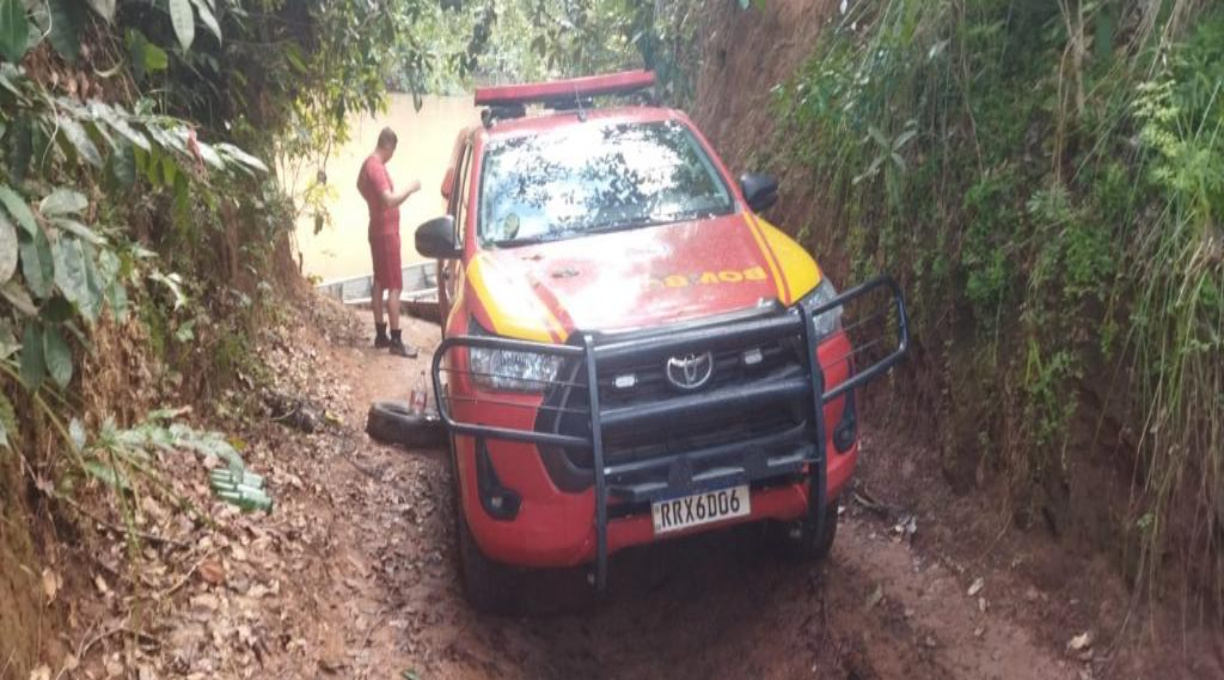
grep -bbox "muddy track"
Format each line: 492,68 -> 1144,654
244,311 -> 1108,680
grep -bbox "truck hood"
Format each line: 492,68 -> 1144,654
464,213 -> 821,342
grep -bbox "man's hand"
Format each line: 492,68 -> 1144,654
382,179 -> 422,208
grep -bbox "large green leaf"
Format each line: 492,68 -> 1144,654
105,281 -> 127,321
0,392 -> 15,449
53,237 -> 94,320
47,0 -> 82,62
51,217 -> 103,245
98,249 -> 126,321
95,247 -> 119,287
84,0 -> 113,22
147,125 -> 185,154
0,208 -> 16,284
110,142 -> 136,188
18,227 -> 53,299
80,241 -> 103,321
43,326 -> 72,388
189,0 -> 220,42
0,184 -> 38,236
169,0 -> 195,51
40,296 -> 73,323
215,143 -> 269,173
40,188 -> 88,216
127,30 -> 148,81
1,280 -> 35,315
19,323 -> 44,391
144,41 -> 168,73
193,138 -> 224,170
0,0 -> 29,64
58,117 -> 104,168
91,103 -> 151,151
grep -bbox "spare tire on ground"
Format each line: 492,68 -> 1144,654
366,401 -> 448,449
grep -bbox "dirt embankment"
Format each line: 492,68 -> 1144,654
0,453 -> 42,677
686,0 -> 1222,673
690,0 -> 842,272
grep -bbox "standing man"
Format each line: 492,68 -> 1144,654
358,127 -> 422,357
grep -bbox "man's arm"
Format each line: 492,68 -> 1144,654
382,179 -> 422,208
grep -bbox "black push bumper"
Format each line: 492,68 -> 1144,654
432,276 -> 910,590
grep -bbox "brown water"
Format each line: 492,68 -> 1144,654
293,94 -> 480,282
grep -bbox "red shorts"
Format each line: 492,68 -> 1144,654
369,231 -> 403,289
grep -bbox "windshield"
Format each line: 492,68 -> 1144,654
477,121 -> 734,247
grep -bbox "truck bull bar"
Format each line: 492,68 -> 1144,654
431,276 -> 910,591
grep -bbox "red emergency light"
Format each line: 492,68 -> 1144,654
474,70 -> 656,108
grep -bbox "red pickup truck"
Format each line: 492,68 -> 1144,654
416,71 -> 909,613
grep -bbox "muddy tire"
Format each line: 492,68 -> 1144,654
769,498 -> 840,562
454,505 -> 524,615
447,441 -> 520,615
365,401 -> 447,449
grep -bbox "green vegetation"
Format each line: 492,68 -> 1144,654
0,0 -> 703,562
0,0 -> 712,674
774,0 -> 1222,598
385,0 -> 704,104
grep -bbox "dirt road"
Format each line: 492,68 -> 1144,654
99,303 -> 1214,680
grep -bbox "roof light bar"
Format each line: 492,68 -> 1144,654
474,70 -> 656,108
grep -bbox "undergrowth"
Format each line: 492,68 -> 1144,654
773,0 -> 1223,606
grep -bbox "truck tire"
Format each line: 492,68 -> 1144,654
770,496 -> 840,562
449,443 -> 520,615
365,401 -> 447,449
455,505 -> 523,615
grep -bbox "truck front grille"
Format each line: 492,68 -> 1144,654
535,331 -> 813,492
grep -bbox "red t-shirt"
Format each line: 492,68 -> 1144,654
358,155 -> 399,235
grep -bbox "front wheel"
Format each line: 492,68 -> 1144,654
449,448 -> 520,615
454,498 -> 522,615
769,496 -> 840,562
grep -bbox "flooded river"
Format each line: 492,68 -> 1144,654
292,94 -> 480,282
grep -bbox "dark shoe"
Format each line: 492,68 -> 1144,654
388,338 -> 419,358
374,335 -> 391,349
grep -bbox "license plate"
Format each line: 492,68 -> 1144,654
651,485 -> 750,535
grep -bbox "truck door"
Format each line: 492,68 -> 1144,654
440,138 -> 473,330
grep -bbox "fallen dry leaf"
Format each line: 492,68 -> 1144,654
865,585 -> 884,610
1067,631 -> 1093,651
41,568 -> 59,603
198,559 -> 226,586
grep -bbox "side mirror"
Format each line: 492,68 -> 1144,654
440,167 -> 455,200
415,216 -> 461,259
739,172 -> 779,213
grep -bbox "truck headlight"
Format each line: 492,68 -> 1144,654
467,324 -> 563,392
799,278 -> 843,340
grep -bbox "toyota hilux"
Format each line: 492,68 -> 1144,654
416,70 -> 909,613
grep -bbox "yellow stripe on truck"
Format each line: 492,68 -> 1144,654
744,215 -> 790,303
466,255 -> 560,343
755,218 -> 823,302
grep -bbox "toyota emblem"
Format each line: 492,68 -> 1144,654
665,352 -> 714,391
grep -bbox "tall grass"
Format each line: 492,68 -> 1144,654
772,0 -> 1224,604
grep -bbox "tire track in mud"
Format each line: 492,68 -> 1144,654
287,314 -> 1079,680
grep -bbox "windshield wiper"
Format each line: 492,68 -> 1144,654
587,216 -> 663,234
490,233 -> 565,248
